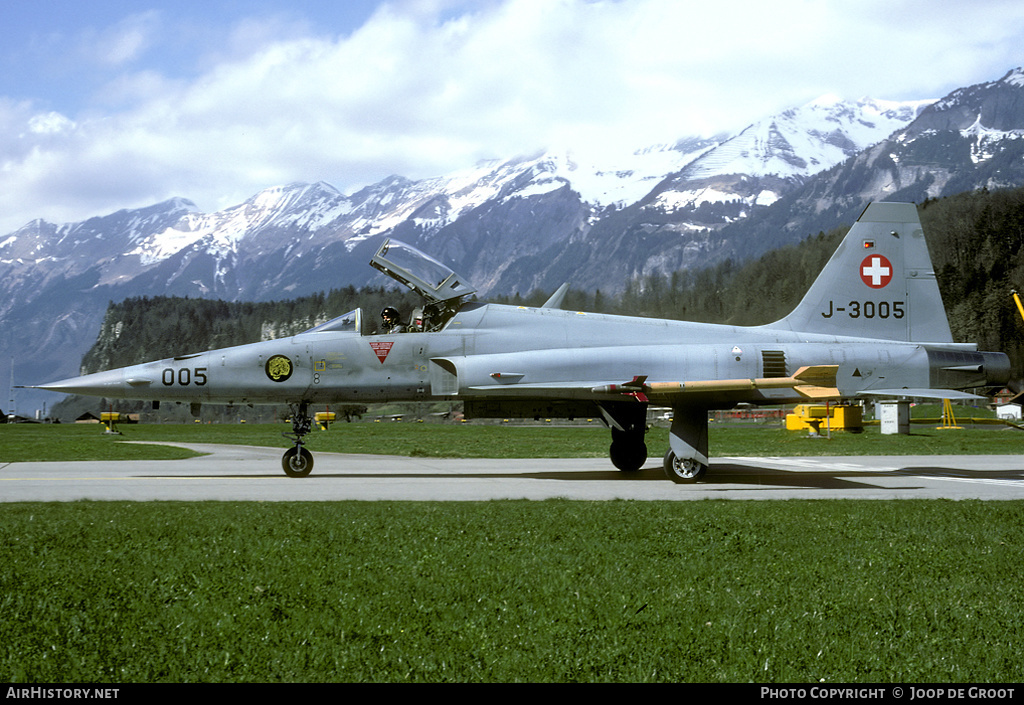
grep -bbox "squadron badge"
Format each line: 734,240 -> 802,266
265,354 -> 293,382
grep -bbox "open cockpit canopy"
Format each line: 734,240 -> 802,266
370,239 -> 476,305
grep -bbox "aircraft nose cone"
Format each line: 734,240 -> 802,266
35,369 -> 128,397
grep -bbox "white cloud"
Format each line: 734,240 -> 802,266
2,0 -> 1024,234
92,12 -> 160,67
27,111 -> 76,135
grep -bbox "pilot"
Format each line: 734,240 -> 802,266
379,306 -> 405,334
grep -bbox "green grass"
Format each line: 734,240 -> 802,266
4,422 -> 1024,682
1,500 -> 1022,683
3,419 -> 1024,463
0,423 -> 204,462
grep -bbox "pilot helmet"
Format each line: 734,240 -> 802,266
381,306 -> 400,323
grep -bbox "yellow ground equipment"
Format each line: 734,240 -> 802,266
100,411 -> 120,434
937,398 -> 962,430
315,411 -> 336,430
785,403 -> 863,433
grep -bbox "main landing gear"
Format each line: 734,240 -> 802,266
662,405 -> 710,484
609,427 -> 647,472
600,401 -> 711,483
600,402 -> 648,473
662,450 -> 708,482
282,402 -> 314,478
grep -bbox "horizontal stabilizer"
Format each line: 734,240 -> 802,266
857,389 -> 988,401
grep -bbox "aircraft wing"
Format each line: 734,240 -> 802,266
463,380 -> 633,396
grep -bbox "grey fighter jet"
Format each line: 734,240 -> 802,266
30,202 -> 1011,482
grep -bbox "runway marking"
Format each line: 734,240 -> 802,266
892,471 -> 1024,489
729,457 -> 1024,487
724,457 -> 900,473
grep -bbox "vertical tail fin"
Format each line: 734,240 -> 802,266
770,202 -> 953,343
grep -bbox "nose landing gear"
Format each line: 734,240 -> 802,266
282,403 -> 314,477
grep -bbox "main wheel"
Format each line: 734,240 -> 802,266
609,438 -> 647,472
282,446 -> 314,478
663,449 -> 707,483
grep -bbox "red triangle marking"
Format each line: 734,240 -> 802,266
369,341 -> 394,364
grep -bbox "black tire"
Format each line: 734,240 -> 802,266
609,438 -> 647,472
663,449 -> 706,483
282,446 -> 314,478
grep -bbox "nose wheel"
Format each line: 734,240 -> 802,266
282,445 -> 314,477
281,403 -> 314,478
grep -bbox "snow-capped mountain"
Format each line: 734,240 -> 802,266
6,67 -> 1024,412
695,96 -> 933,178
753,67 -> 1024,246
2,93 -> 923,301
643,95 -> 934,215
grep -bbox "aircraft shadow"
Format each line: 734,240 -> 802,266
895,467 -> 1024,480
135,458 -> 1024,491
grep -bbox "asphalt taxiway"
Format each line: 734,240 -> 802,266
3,442 -> 1024,501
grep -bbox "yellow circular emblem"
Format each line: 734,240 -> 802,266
265,354 -> 293,382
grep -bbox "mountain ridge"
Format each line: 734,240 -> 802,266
6,66 -> 1024,413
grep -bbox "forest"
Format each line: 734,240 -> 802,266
74,186 -> 1024,414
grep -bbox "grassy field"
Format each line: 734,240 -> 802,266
4,417 -> 1024,463
2,500 -> 1023,683
3,420 -> 1024,683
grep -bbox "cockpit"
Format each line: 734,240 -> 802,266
303,309 -> 362,335
301,239 -> 477,336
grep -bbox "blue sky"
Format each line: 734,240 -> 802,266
1,1 -> 382,115
2,0 -> 1024,234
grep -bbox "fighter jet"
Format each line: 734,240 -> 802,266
30,202 -> 1010,482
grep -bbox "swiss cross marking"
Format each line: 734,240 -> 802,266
860,254 -> 893,289
369,341 -> 394,364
